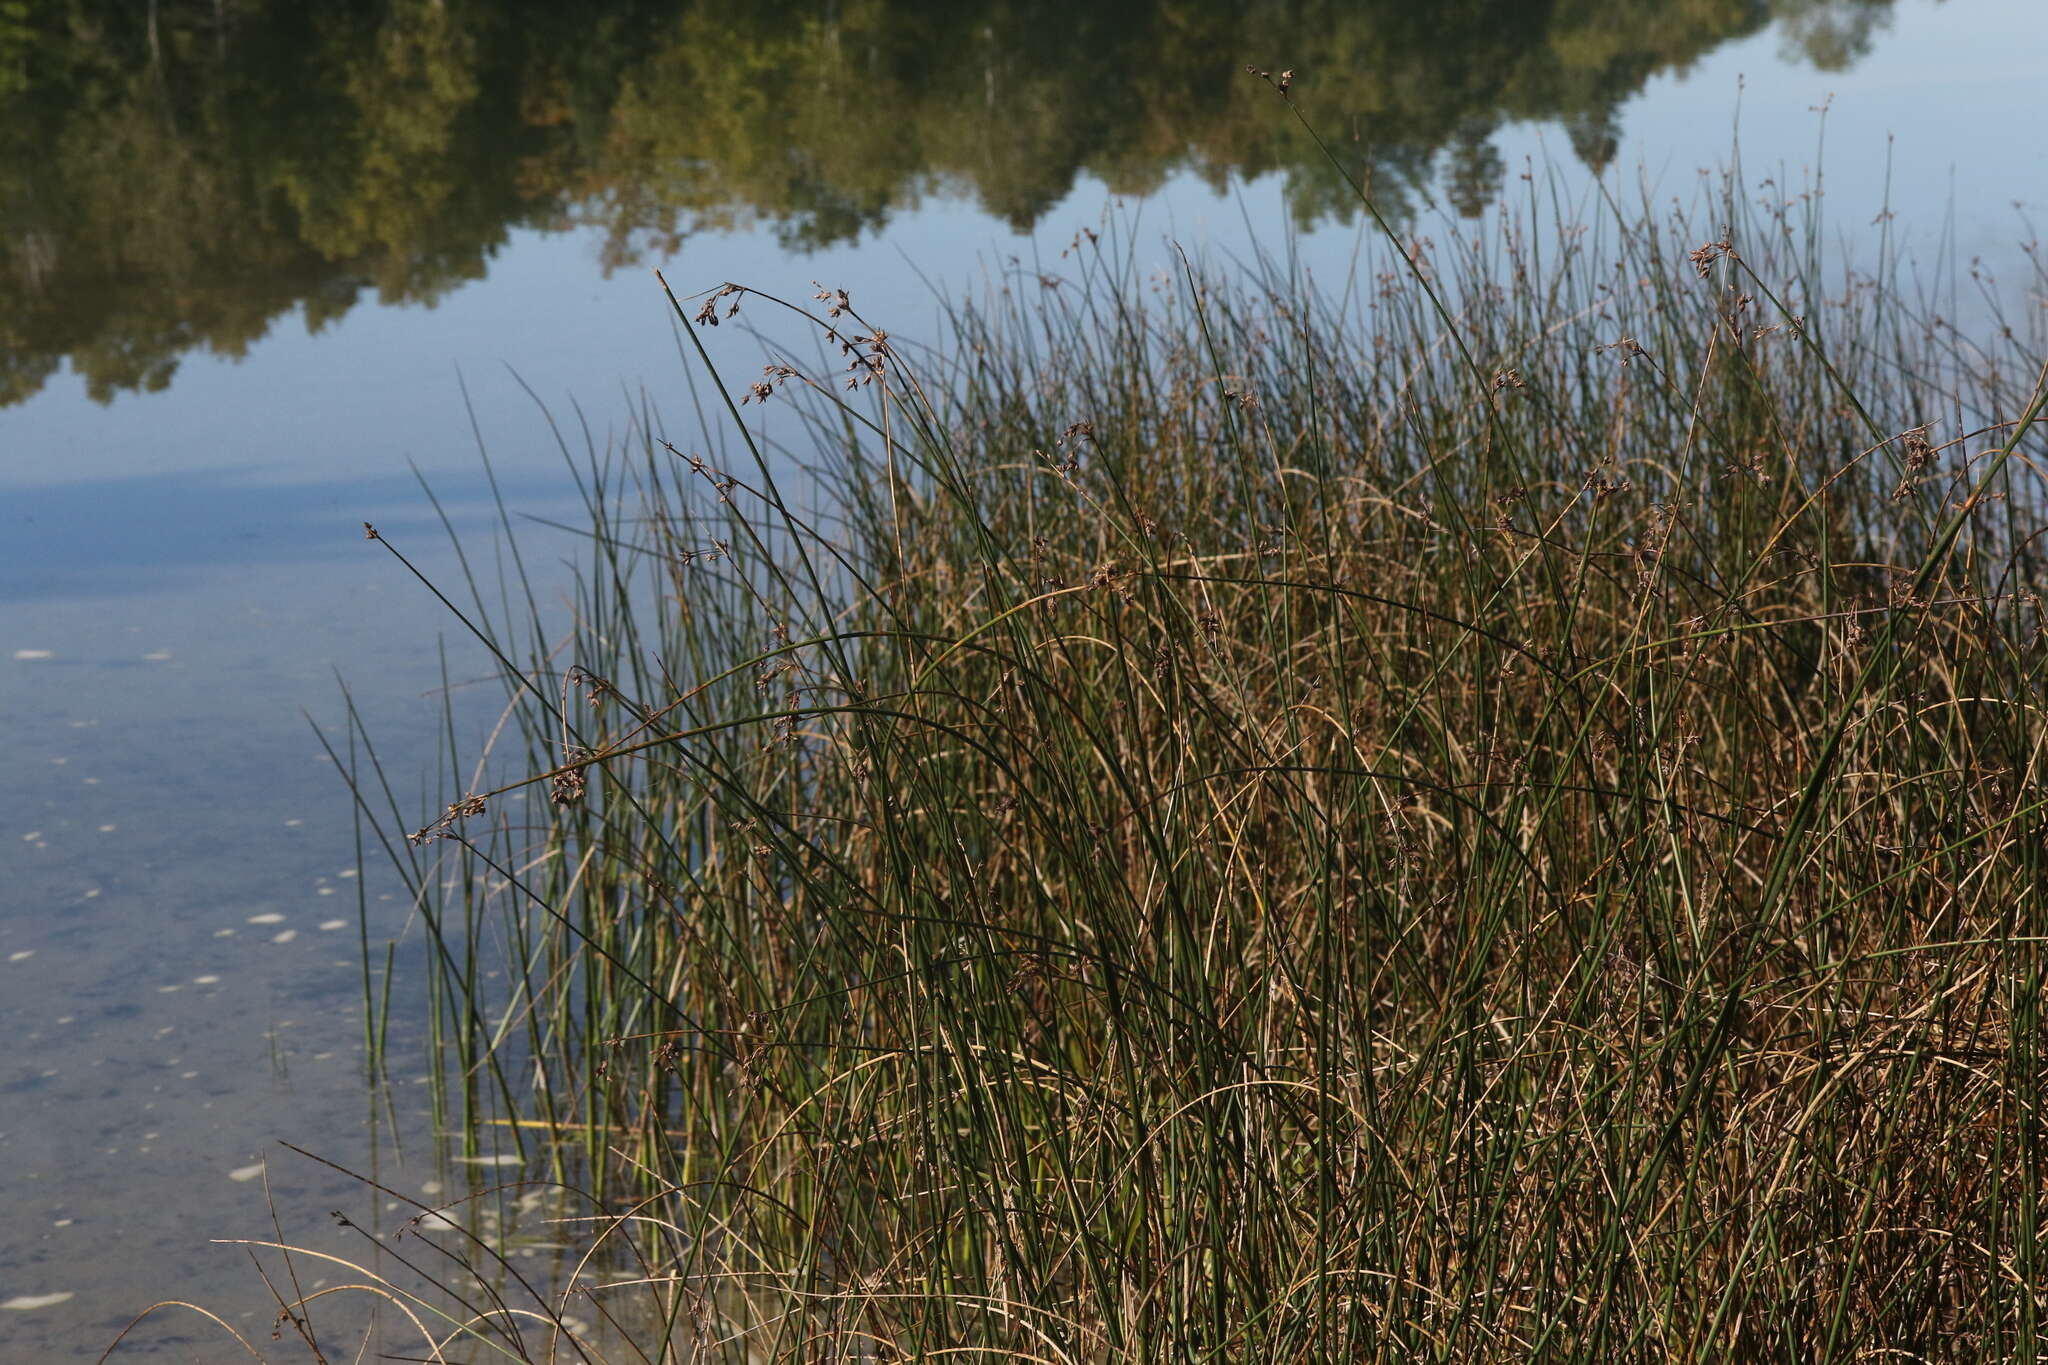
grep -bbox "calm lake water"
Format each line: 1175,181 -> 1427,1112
3,0 -> 2045,1355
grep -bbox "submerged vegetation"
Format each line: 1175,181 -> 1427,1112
238,96 -> 2048,1362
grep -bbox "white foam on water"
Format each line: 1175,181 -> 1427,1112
318,920 -> 347,931
453,1154 -> 524,1167
192,975 -> 220,985
2,1292 -> 74,1311
246,912 -> 284,924
11,650 -> 54,661
8,950 -> 32,963
142,651 -> 173,661
271,929 -> 298,944
227,1164 -> 265,1183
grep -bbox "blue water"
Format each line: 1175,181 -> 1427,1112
3,0 -> 2045,1353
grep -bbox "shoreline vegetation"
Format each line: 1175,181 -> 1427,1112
211,97 -> 2047,1361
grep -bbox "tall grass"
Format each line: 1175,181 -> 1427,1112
294,131 -> 2048,1363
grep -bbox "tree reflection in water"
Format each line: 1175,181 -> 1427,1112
0,0 -> 1900,407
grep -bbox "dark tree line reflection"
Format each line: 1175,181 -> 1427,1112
0,0 -> 1904,406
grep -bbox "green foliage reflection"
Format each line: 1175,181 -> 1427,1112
0,0 -> 1904,407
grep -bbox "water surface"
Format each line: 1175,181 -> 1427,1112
3,0 -> 2045,1354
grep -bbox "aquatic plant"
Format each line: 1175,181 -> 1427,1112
219,94 -> 2048,1363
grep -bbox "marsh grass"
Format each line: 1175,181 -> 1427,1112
241,113 -> 2048,1363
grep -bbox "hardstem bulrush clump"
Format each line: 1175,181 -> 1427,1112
259,102 -> 2048,1364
